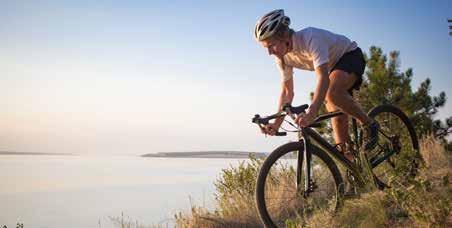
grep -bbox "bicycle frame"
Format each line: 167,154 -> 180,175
253,105 -> 400,193
291,111 -> 368,193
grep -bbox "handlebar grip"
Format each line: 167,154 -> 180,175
252,114 -> 260,124
275,132 -> 287,136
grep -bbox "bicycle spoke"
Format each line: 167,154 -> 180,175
256,140 -> 343,228
265,195 -> 301,209
368,105 -> 419,189
378,128 -> 393,140
265,160 -> 335,213
264,195 -> 299,201
267,186 -> 297,194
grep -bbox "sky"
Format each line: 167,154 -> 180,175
1,0 -> 451,155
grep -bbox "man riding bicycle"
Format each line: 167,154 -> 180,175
254,9 -> 379,160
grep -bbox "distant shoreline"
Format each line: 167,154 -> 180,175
0,151 -> 73,156
141,151 -> 268,159
0,151 -> 268,158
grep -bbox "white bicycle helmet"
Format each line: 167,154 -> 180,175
254,9 -> 291,41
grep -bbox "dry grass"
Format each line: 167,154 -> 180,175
334,191 -> 387,228
174,194 -> 262,228
110,212 -> 160,228
388,135 -> 451,227
420,135 -> 450,172
170,135 -> 451,228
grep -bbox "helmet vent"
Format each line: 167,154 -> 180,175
269,21 -> 278,32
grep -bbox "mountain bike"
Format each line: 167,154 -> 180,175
252,103 -> 420,228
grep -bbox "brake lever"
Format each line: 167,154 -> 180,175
284,106 -> 301,124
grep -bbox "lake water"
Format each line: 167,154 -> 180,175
0,155 -> 249,228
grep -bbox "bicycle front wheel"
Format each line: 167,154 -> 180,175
255,142 -> 343,228
367,104 -> 420,188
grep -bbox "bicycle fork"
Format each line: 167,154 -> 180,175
296,129 -> 315,197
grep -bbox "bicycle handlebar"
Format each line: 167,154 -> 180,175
252,104 -> 323,136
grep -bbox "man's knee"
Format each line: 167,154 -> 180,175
326,86 -> 341,104
324,98 -> 337,112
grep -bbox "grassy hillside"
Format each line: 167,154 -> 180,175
172,135 -> 451,227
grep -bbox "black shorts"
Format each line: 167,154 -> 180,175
330,47 -> 366,94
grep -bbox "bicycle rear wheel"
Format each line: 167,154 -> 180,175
255,142 -> 343,228
367,104 -> 420,188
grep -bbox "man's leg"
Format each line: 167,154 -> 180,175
325,101 -> 349,144
326,70 -> 372,125
326,70 -> 380,193
325,101 -> 354,161
325,70 -> 379,152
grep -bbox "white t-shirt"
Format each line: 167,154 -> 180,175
276,27 -> 358,82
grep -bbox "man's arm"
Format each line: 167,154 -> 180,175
295,63 -> 329,127
309,63 -> 329,114
275,77 -> 294,126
